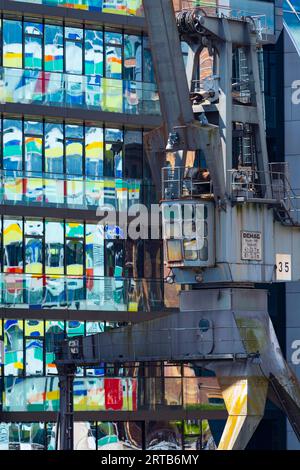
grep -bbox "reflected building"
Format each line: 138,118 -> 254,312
0,0 -> 294,451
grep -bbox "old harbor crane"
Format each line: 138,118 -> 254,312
54,1 -> 300,450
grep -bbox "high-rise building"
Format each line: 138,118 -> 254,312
0,0 -> 298,450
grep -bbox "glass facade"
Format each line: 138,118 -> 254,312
0,0 -> 284,453
12,0 -> 144,17
0,216 -> 163,310
0,118 -> 155,209
284,0 -> 300,55
0,345 -> 225,412
0,419 -> 217,450
0,19 -> 159,115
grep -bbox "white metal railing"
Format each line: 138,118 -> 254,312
162,166 -> 213,200
229,163 -> 300,225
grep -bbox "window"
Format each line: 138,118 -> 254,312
25,219 -> 43,274
45,221 -> 64,274
65,27 -> 83,75
1,20 -> 152,83
66,222 -> 84,276
44,25 -> 63,72
104,128 -> 123,178
124,34 -> 142,81
3,119 -> 23,171
45,123 -> 64,174
85,126 -> 104,178
3,218 -> 23,273
105,32 -> 123,79
3,20 -> 23,68
143,37 -> 155,83
66,125 -> 83,176
24,22 -> 43,70
4,320 -> 24,376
85,29 -> 103,76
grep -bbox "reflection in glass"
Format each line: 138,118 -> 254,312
0,422 -> 45,450
24,23 -> 43,70
25,136 -> 43,173
66,138 -> 83,176
45,123 -> 64,174
45,221 -> 64,274
25,319 -> 44,337
44,25 -> 63,72
65,28 -> 83,75
97,421 -> 142,450
124,35 -> 142,81
183,419 -> 216,450
4,319 -> 24,376
105,46 -> 122,79
25,339 -> 43,376
3,20 -> 23,68
3,219 -> 23,274
146,421 -> 183,450
85,127 -> 104,178
85,30 -> 103,76
3,119 -> 23,172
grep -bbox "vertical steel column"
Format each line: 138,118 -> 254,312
57,364 -> 76,450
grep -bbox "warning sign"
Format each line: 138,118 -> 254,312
241,231 -> 262,261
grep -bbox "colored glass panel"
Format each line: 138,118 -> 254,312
3,119 -> 23,171
44,25 -> 64,72
65,27 -> 83,75
85,30 -> 103,76
11,0 -> 144,16
66,138 -> 83,176
3,20 -> 23,68
3,219 -> 23,274
45,221 -> 64,275
25,320 -> 44,338
105,46 -> 122,79
25,136 -> 43,173
45,123 -> 64,174
4,319 -> 24,376
25,339 -> 44,376
124,35 -> 142,81
85,127 -> 104,178
24,23 -> 43,70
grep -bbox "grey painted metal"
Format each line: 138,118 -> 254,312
55,289 -> 300,448
143,0 -> 193,129
218,24 -> 233,195
56,364 -> 76,451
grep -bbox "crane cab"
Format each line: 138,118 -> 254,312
161,200 -> 215,268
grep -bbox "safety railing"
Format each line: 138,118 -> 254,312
0,170 -> 156,210
174,1 -> 274,36
0,274 -> 164,312
191,75 -> 255,105
162,166 -> 213,200
0,68 -> 160,116
232,77 -> 255,104
229,163 -> 300,226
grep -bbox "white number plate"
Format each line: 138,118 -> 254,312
276,254 -> 292,281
